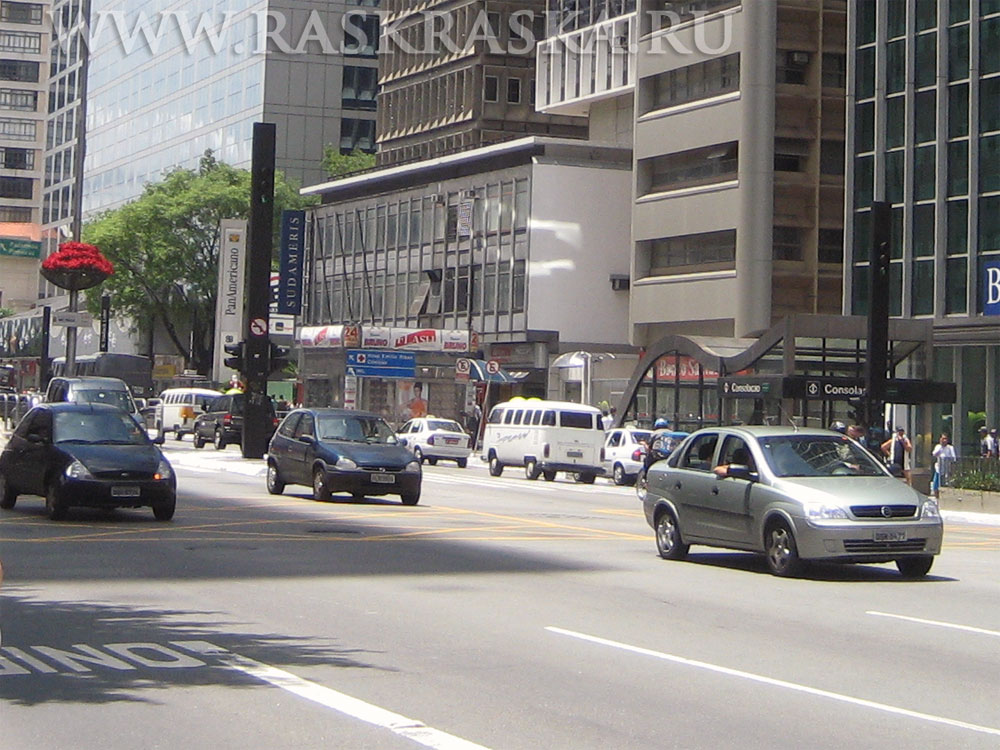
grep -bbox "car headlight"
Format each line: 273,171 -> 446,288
805,503 -> 849,521
335,456 -> 357,470
65,459 -> 94,480
155,459 -> 173,481
404,460 -> 421,473
921,499 -> 941,519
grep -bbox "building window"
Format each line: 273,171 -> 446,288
506,76 -> 521,104
948,139 -> 968,195
643,53 -> 740,114
0,175 -> 33,198
821,53 -> 847,88
949,83 -> 969,138
945,257 -> 967,314
344,13 -> 378,57
772,226 -> 803,261
0,118 -> 35,140
643,229 -> 737,276
484,75 -> 498,102
638,142 -> 738,195
776,50 -> 810,85
915,32 -> 937,89
856,100 -> 875,151
0,30 -> 40,53
983,16 -> 1000,75
913,204 -> 935,257
0,2 -> 43,24
914,145 -> 936,201
885,150 -> 905,203
648,0 -> 739,32
949,25 -> 970,81
0,205 -> 30,221
339,118 -> 375,153
0,87 -> 36,111
0,59 -> 38,82
774,138 -> 809,172
820,140 -> 844,175
915,90 -> 936,143
0,146 -> 33,169
981,133 -> 1000,192
912,260 -> 934,315
981,77 -> 1000,132
342,66 -> 377,110
818,228 -> 843,264
981,195 -> 1000,253
947,199 -> 968,255
886,40 -> 905,94
855,47 -> 875,99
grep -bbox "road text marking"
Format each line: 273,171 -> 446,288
546,626 -> 1000,739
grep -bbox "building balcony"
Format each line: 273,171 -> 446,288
535,12 -> 636,117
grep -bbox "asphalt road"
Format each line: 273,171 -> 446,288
2,443 -> 1000,749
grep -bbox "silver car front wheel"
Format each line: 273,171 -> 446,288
765,521 -> 803,577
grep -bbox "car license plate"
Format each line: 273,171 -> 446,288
567,450 -> 583,458
371,473 -> 395,484
111,486 -> 141,498
445,438 -> 458,445
874,530 -> 906,542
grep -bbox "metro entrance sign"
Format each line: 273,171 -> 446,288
346,349 -> 416,379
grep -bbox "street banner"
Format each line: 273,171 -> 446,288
984,261 -> 1000,316
213,219 -> 248,384
278,210 -> 305,315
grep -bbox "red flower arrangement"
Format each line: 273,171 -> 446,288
40,241 -> 114,291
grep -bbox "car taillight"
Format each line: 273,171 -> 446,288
632,448 -> 643,461
543,443 -> 550,458
273,417 -> 279,427
223,414 -> 232,426
428,435 -> 436,445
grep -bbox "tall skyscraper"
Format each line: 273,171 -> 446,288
0,0 -> 50,312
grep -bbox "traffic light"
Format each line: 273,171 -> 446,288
223,340 -> 245,371
847,397 -> 866,425
268,341 -> 291,374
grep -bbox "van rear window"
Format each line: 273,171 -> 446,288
559,411 -> 595,429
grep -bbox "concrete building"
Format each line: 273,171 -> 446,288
624,0 -> 847,343
845,0 -> 1000,455
0,0 -> 50,313
299,137 -> 634,418
376,0 -> 588,166
80,0 -> 380,215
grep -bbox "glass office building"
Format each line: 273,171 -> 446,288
846,0 -> 1000,455
80,0 -> 378,214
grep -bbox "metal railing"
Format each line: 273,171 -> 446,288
947,456 -> 1000,492
0,392 -> 36,430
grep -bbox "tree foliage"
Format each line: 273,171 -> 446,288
322,146 -> 375,177
82,152 -> 316,373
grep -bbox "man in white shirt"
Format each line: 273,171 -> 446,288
931,433 -> 956,497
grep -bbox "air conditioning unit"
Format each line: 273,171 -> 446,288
615,35 -> 628,49
609,274 -> 630,291
791,51 -> 810,66
462,189 -> 476,199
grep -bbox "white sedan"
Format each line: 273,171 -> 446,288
396,417 -> 472,467
603,427 -> 652,485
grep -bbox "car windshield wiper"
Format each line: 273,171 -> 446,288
56,438 -> 97,444
94,439 -> 141,445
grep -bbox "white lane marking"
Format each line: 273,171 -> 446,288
546,627 -> 1000,739
421,473 -> 625,497
172,641 -> 490,750
867,611 -> 1000,638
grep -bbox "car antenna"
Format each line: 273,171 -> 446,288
776,400 -> 799,432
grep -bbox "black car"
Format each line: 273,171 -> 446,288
192,392 -> 277,450
0,402 -> 176,521
266,408 -> 422,505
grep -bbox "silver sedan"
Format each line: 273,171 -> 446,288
640,426 -> 944,578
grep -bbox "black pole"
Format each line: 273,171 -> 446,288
39,306 -> 51,390
99,294 -> 110,352
865,201 -> 892,436
241,123 -> 276,459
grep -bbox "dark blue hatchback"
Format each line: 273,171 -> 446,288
266,408 -> 422,505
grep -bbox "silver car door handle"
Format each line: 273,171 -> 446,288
674,482 -> 682,490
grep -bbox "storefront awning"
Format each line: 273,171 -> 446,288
468,359 -> 528,383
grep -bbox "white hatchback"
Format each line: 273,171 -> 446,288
396,417 -> 472,467
603,427 -> 653,485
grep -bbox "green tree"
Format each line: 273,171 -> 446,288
82,152 -> 316,373
322,146 -> 375,177
0,307 -> 13,318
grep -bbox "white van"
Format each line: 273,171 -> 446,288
155,387 -> 221,440
480,400 -> 606,483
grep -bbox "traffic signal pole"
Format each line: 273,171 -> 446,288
242,123 -> 276,459
864,201 -> 892,437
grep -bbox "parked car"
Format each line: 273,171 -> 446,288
602,427 -> 652,485
192,392 -> 277,450
0,402 -> 176,521
396,417 -> 471,467
44,375 -> 142,423
641,426 -> 943,578
266,408 -> 422,505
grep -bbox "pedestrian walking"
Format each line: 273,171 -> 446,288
881,426 -> 912,483
931,433 -> 956,497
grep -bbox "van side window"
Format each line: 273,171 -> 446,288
542,410 -> 556,426
560,411 -> 595,429
531,410 -> 542,425
504,410 -> 515,424
488,408 -> 503,424
513,409 -> 523,424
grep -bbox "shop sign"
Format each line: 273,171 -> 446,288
344,374 -> 358,410
343,325 -> 361,348
277,210 -> 305,315
646,355 -> 721,381
717,376 -> 782,398
299,325 -> 345,348
362,327 -> 472,352
985,261 -> 1000,316
487,342 -> 545,368
785,376 -> 866,400
0,238 -> 41,258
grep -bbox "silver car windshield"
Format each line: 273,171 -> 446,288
758,435 -> 886,477
316,415 -> 398,444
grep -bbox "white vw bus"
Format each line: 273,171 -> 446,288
155,387 -> 222,440
479,400 -> 606,482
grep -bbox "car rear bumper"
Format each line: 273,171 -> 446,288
794,518 -> 944,561
423,445 -> 471,460
540,462 -> 605,475
57,478 -> 176,508
321,469 -> 421,497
